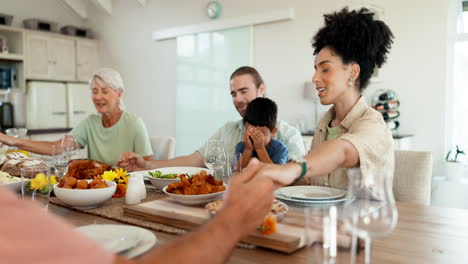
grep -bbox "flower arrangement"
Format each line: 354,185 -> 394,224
101,168 -> 129,198
29,173 -> 57,194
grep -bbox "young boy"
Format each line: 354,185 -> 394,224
235,97 -> 288,169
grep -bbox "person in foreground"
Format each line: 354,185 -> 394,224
0,68 -> 153,165
118,66 -> 304,171
235,97 -> 288,169
256,8 -> 395,189
0,159 -> 275,264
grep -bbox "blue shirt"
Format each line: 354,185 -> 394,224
234,139 -> 289,164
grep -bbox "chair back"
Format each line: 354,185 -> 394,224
150,136 -> 175,160
393,150 -> 432,205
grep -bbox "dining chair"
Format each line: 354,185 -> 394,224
393,150 -> 432,205
150,136 -> 175,160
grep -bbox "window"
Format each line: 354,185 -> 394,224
450,1 -> 468,157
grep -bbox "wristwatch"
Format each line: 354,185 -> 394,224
291,156 -> 307,185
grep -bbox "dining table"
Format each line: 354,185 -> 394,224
48,188 -> 468,264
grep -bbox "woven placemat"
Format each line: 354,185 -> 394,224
50,189 -> 187,235
50,188 -> 256,249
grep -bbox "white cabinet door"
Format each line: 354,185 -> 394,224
25,33 -> 76,81
67,83 -> 94,127
25,33 -> 50,79
76,39 -> 98,82
51,37 -> 76,81
26,82 -> 68,129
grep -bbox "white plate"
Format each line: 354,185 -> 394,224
77,224 -> 156,259
276,186 -> 346,200
275,192 -> 348,205
163,185 -> 226,206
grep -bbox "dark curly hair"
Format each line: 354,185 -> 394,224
312,7 -> 394,90
243,97 -> 277,131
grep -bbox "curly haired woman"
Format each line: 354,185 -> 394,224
255,7 -> 395,189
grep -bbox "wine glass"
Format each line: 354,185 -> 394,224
343,168 -> 398,264
204,140 -> 227,180
61,135 -> 79,161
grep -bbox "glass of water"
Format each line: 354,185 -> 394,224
51,144 -> 68,177
204,140 -> 226,180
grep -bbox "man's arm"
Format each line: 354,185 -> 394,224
118,151 -> 205,171
116,160 -> 275,264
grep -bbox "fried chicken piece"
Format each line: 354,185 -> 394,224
166,182 -> 183,193
197,183 -> 214,194
88,177 -> 105,189
65,159 -> 112,180
92,182 -> 108,189
207,175 -> 223,186
61,176 -> 77,189
76,180 -> 89,189
212,185 -> 226,193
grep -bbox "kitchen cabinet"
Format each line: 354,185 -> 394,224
25,33 -> 76,81
76,39 -> 98,82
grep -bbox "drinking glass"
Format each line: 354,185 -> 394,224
61,134 -> 79,161
225,153 -> 242,183
305,205 -> 338,264
52,144 -> 68,177
204,140 -> 227,180
21,166 -> 50,210
343,168 -> 398,264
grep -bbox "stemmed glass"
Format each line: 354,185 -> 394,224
61,134 -> 79,161
343,168 -> 398,264
204,140 -> 227,181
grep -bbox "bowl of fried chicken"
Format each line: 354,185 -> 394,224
162,171 -> 226,205
54,176 -> 116,209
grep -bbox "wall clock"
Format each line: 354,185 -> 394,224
206,1 -> 222,19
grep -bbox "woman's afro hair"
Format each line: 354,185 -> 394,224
312,7 -> 394,90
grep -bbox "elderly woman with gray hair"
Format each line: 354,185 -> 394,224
0,68 -> 153,165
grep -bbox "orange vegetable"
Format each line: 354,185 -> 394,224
113,183 -> 127,198
261,214 -> 277,235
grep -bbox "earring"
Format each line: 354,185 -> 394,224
349,78 -> 353,88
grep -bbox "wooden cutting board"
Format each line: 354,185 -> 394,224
124,199 -> 352,253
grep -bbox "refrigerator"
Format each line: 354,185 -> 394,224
26,81 -> 94,129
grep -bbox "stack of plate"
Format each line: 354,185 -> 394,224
275,186 -> 347,206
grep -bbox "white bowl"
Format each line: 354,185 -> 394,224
162,185 -> 225,206
53,180 -> 117,209
0,178 -> 29,193
137,167 -> 213,190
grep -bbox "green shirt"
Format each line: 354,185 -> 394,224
197,120 -> 305,160
71,111 -> 153,166
326,125 -> 340,140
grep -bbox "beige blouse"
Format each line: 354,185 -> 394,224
307,97 -> 395,190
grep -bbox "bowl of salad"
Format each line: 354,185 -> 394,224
144,167 -> 213,190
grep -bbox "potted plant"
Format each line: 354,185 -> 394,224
445,145 -> 466,180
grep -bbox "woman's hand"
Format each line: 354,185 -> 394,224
117,152 -> 147,171
0,133 -> 15,146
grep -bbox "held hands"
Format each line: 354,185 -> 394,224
117,152 -> 146,172
223,159 -> 275,236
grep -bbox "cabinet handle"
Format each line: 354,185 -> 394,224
52,111 -> 66,115
73,111 -> 86,114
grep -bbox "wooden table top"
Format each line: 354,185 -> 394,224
49,201 -> 468,263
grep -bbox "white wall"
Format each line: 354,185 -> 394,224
0,0 -> 85,28
83,0 -> 449,173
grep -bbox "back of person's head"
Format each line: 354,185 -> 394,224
230,66 -> 264,89
243,97 -> 277,131
311,7 -> 394,90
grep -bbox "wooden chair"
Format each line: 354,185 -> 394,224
150,136 -> 175,160
393,150 -> 432,205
